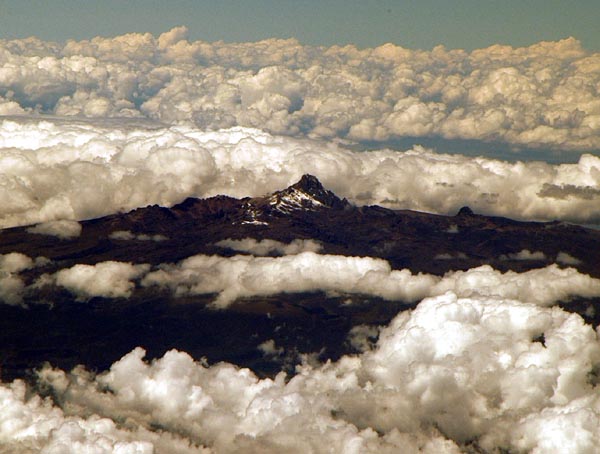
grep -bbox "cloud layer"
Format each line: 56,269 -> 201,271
1,28 -> 600,151
23,252 -> 600,309
3,28 -> 600,454
1,120 -> 599,228
142,254 -> 600,308
3,289 -> 600,453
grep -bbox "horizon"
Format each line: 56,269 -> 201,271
0,0 -> 599,51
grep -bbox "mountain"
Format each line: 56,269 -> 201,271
264,174 -> 350,214
3,174 -> 598,275
1,175 -> 600,381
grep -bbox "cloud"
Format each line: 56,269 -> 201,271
140,252 -> 439,308
0,379 -> 209,454
0,252 -> 35,274
432,264 -> 600,306
3,29 -> 600,454
538,183 -> 600,200
8,251 -> 599,308
0,253 -> 47,305
257,339 -> 284,357
499,249 -> 546,261
0,31 -> 599,151
17,252 -> 598,308
41,261 -> 150,300
215,238 -> 322,256
557,251 -> 582,265
2,289 -> 597,452
347,325 -> 381,353
137,253 -> 600,308
1,120 -> 599,229
26,219 -> 82,239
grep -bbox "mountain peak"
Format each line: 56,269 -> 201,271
225,175 -> 350,224
293,174 -> 326,193
266,175 -> 347,214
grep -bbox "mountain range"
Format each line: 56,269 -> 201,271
2,175 -> 599,381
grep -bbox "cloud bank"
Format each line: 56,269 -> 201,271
20,252 -> 598,309
1,29 -> 600,151
140,254 -> 600,308
3,289 -> 600,452
1,120 -> 600,228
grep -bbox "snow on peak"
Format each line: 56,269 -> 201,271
268,186 -> 325,214
236,175 -> 347,222
268,174 -> 346,214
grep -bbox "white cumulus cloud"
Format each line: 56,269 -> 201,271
138,253 -> 600,308
557,251 -> 583,265
41,261 -> 150,300
0,120 -> 599,228
2,289 -> 597,452
0,253 -> 48,305
11,253 -> 600,308
140,252 -> 439,308
0,30 -> 600,151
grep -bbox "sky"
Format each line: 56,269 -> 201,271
1,0 -> 599,50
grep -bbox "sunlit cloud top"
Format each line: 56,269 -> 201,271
0,27 -> 599,154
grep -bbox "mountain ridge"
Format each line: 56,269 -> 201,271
1,174 -> 598,276
2,174 -> 600,382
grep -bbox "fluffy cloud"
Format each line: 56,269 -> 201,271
1,120 -> 599,228
0,253 -> 47,305
215,238 -> 322,256
432,264 -> 600,306
41,261 -> 150,300
141,252 -> 437,308
1,30 -> 600,151
16,252 -> 599,307
2,289 -> 599,452
137,253 -> 600,308
26,219 -> 82,239
0,380 -> 209,454
7,252 -> 600,309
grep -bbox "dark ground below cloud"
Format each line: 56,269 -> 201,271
2,175 -> 600,382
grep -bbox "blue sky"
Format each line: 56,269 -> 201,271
1,0 -> 598,50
